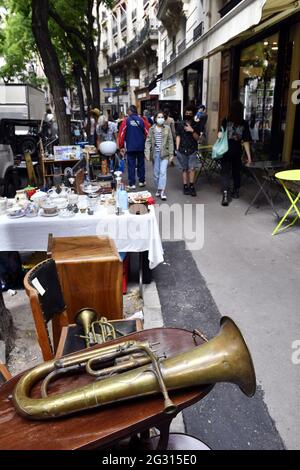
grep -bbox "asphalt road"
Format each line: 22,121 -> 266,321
154,241 -> 285,450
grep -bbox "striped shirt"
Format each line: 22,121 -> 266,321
155,126 -> 162,151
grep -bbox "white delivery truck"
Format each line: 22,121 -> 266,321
0,83 -> 46,120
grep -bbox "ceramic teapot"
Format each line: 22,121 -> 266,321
48,184 -> 71,199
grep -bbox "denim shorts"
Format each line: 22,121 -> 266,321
176,151 -> 198,171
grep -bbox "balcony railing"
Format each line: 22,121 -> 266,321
178,39 -> 186,55
157,0 -> 182,20
108,20 -> 158,68
119,46 -> 126,57
170,51 -> 176,62
193,22 -> 203,42
107,52 -> 120,65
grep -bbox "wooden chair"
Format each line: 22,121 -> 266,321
24,259 -> 69,361
24,152 -> 37,186
0,363 -> 12,385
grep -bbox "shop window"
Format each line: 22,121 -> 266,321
239,33 -> 279,159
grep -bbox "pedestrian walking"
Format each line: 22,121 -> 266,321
143,109 -> 154,126
175,106 -> 201,197
163,108 -> 176,167
96,115 -> 118,148
86,108 -> 100,146
119,105 -> 150,189
145,111 -> 174,201
220,100 -> 252,207
194,104 -> 208,144
163,109 -> 176,142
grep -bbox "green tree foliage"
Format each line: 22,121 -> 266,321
0,0 -> 112,142
0,0 -> 43,86
0,0 -> 113,104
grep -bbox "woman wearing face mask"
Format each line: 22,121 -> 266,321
145,111 -> 174,200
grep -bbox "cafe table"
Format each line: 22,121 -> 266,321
244,160 -> 289,217
272,169 -> 300,236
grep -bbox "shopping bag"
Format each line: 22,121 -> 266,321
212,127 -> 228,159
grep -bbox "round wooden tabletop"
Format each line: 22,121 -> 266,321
0,328 -> 213,450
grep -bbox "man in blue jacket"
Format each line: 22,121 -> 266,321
119,105 -> 150,189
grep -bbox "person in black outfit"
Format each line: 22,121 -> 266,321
176,106 -> 202,197
220,101 -> 252,206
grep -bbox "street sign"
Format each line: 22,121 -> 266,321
130,79 -> 140,87
103,88 -> 118,93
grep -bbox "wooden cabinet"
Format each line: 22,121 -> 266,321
48,236 -> 123,323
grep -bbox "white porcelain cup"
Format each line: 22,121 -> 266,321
0,197 -> 7,215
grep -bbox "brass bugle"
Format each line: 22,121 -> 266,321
12,317 -> 256,420
75,309 -> 119,347
75,308 -> 98,348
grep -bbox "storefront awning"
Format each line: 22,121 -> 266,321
162,0 -> 300,80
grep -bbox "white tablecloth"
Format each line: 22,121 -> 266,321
0,205 -> 164,269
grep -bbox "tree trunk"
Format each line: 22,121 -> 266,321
0,291 -> 14,361
32,0 -> 72,145
89,46 -> 101,109
87,0 -> 100,108
73,63 -> 85,120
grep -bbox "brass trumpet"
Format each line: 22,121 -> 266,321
12,317 -> 256,420
75,308 -> 119,347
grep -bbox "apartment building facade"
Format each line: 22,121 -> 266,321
158,0 -> 300,163
98,1 -> 300,163
157,0 -> 233,141
98,0 -> 159,117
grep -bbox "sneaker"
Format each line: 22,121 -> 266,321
139,182 -> 146,188
231,188 -> 240,199
183,184 -> 190,195
222,190 -> 229,206
160,191 -> 167,201
156,190 -> 161,197
189,184 -> 197,197
129,185 -> 136,190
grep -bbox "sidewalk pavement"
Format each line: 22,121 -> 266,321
147,161 -> 300,449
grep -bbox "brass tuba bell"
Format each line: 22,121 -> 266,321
13,317 -> 256,420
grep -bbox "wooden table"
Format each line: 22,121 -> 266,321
0,328 -> 213,450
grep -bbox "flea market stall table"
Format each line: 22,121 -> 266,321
0,203 -> 164,297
